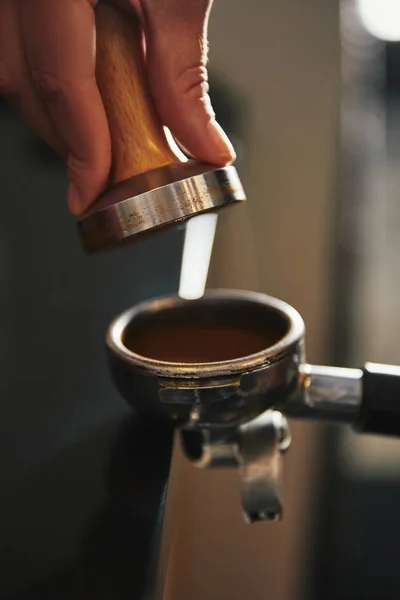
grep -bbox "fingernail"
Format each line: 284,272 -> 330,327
68,182 -> 82,216
206,120 -> 236,165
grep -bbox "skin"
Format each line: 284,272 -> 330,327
0,0 -> 235,215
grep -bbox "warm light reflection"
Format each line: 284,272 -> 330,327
357,0 -> 400,41
179,213 -> 218,300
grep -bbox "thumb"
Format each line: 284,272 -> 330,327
142,0 -> 236,165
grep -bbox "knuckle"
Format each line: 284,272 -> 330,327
31,69 -> 64,103
67,145 -> 110,178
174,64 -> 209,99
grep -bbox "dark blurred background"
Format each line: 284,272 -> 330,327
310,2 -> 400,599
1,0 -> 400,598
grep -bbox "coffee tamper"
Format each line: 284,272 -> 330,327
106,290 -> 400,523
77,3 -> 245,254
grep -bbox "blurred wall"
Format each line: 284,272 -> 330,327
167,0 -> 340,599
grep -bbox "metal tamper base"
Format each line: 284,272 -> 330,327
77,161 -> 246,254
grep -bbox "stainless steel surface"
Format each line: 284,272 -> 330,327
108,290 -> 304,377
181,427 -> 240,468
105,289 -> 374,523
283,365 -> 363,423
239,410 -> 290,523
181,410 -> 291,522
77,162 -> 246,253
106,289 -> 305,427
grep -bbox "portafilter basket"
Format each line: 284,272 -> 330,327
106,289 -> 400,522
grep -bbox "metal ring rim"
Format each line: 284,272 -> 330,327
78,165 -> 246,253
106,289 -> 305,379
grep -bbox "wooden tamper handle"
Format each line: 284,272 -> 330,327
78,2 -> 245,253
95,2 -> 178,183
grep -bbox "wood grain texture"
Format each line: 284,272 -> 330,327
95,3 -> 177,183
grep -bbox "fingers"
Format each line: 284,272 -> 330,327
0,0 -> 67,157
141,0 -> 236,165
1,0 -> 234,218
19,0 -> 111,215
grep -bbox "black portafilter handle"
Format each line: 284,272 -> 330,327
283,362 -> 400,438
357,363 -> 400,437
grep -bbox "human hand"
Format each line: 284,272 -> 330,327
0,0 -> 235,215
